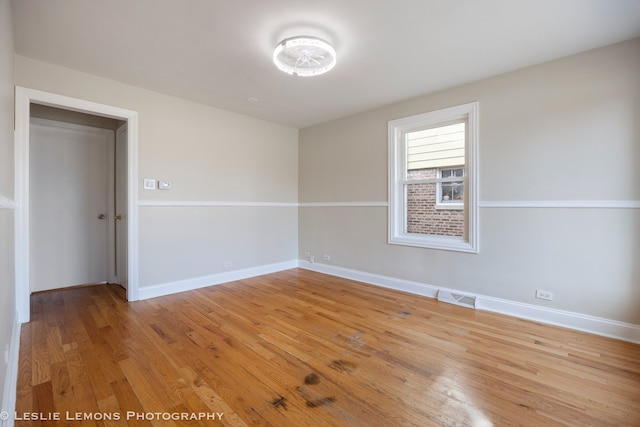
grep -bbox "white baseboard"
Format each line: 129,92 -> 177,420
299,261 -> 441,298
138,260 -> 299,300
134,258 -> 640,343
1,311 -> 21,427
477,297 -> 640,344
299,261 -> 640,344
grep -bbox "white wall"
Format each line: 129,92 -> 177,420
0,0 -> 16,417
15,55 -> 299,290
299,38 -> 640,325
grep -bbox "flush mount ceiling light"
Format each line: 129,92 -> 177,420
273,36 -> 337,77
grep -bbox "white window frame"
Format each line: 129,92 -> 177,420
388,102 -> 479,253
436,167 -> 465,210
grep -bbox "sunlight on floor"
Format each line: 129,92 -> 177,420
432,372 -> 493,427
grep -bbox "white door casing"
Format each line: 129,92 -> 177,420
29,119 -> 114,292
14,87 -> 140,323
115,123 -> 128,289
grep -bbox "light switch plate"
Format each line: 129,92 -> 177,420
143,179 -> 156,190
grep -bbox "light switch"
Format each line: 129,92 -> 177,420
159,180 -> 171,190
143,179 -> 156,190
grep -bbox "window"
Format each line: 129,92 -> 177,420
388,102 -> 478,252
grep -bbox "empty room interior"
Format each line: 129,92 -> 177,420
1,0 -> 640,426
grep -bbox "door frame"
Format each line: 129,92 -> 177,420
114,122 -> 128,287
14,86 -> 140,323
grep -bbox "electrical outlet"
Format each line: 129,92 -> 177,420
223,261 -> 232,268
303,252 -> 310,258
323,254 -> 331,261
535,289 -> 554,301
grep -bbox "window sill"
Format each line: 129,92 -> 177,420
434,204 -> 464,211
389,233 -> 478,253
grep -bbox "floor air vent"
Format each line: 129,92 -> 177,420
437,290 -> 477,309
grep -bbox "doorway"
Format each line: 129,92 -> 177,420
14,87 -> 139,323
29,116 -> 117,292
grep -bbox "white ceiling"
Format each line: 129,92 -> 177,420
11,0 -> 640,129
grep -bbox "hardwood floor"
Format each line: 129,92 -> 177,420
15,269 -> 640,426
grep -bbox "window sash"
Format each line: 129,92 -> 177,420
402,176 -> 465,185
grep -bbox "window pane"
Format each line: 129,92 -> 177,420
441,182 -> 464,203
406,168 -> 435,181
441,167 -> 464,179
406,122 -> 465,171
405,183 -> 464,237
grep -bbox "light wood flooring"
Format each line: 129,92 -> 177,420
15,269 -> 640,426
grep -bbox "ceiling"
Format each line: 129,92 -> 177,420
11,0 -> 640,129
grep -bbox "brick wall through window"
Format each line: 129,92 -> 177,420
406,168 -> 464,237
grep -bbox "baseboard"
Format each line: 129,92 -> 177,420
477,297 -> 640,344
135,259 -> 640,343
299,261 -> 640,344
299,260 -> 441,298
138,260 -> 299,300
1,311 -> 21,427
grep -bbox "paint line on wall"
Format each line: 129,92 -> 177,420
479,200 -> 640,209
299,202 -> 389,207
138,200 -> 298,208
138,200 -> 640,209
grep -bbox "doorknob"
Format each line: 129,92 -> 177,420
115,214 -> 123,221
98,214 -> 106,220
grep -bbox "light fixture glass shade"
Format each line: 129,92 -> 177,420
273,36 -> 336,77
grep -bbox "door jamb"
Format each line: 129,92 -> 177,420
14,86 -> 140,323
